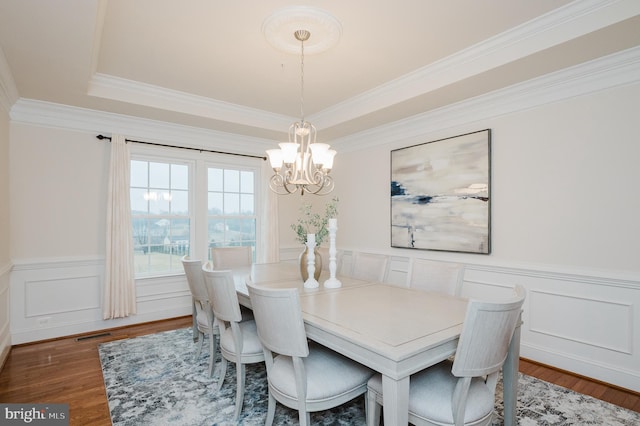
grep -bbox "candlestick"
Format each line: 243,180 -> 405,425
304,233 -> 319,288
324,218 -> 342,288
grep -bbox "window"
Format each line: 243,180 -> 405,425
130,159 -> 190,276
207,167 -> 256,260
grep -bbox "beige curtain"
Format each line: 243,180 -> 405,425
103,134 -> 136,319
258,160 -> 279,263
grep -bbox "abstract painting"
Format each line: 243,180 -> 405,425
391,129 -> 491,254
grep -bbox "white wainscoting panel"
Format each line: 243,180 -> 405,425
529,290 -> 632,354
279,248 -> 640,392
25,275 -> 101,317
10,257 -> 192,344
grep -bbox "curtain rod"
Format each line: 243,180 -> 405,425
96,134 -> 266,160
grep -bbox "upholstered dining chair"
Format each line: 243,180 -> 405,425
210,246 -> 253,270
366,284 -> 526,426
201,264 -> 264,421
407,258 -> 465,296
181,255 -> 218,377
350,251 -> 389,282
247,283 -> 374,426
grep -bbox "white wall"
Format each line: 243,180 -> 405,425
299,83 -> 640,392
8,126 -> 193,342
0,95 -> 11,368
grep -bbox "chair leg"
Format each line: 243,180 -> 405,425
215,357 -> 228,391
195,332 -> 204,359
265,391 -> 276,426
207,330 -> 217,377
366,390 -> 381,426
234,363 -> 246,420
298,411 -> 310,426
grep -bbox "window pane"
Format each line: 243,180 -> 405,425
150,195 -> 170,215
130,188 -> 148,213
240,194 -> 254,215
171,164 -> 188,190
130,160 -> 148,187
208,168 -> 223,192
207,166 -> 256,261
224,193 -> 240,215
240,171 -> 254,193
149,162 -> 170,188
131,159 -> 191,277
224,169 -> 240,192
171,190 -> 189,215
208,192 -> 223,215
208,218 -> 225,248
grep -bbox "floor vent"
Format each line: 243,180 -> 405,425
75,332 -> 112,341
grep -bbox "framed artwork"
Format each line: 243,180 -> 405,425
391,129 -> 491,254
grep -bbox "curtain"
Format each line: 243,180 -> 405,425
103,134 -> 136,319
258,160 -> 279,263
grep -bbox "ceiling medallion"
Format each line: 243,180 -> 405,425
261,6 -> 342,55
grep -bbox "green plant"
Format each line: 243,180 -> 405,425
291,197 -> 339,246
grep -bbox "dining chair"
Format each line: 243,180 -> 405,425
366,284 -> 526,426
181,255 -> 218,377
350,251 -> 389,282
247,283 -> 374,426
407,258 -> 465,296
201,265 -> 264,421
210,246 -> 253,269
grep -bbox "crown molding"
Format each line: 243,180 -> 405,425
310,0 -> 640,129
9,98 -> 274,155
87,73 -> 293,133
333,45 -> 640,152
0,46 -> 19,114
10,45 -> 639,157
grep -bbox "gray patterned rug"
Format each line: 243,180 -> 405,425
99,328 -> 639,425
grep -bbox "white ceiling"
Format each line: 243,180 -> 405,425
1,0 -> 639,145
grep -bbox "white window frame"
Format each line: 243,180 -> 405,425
130,143 -> 262,278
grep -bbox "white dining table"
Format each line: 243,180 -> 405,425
234,262 -> 521,426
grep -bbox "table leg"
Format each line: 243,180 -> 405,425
382,374 -> 409,426
503,317 -> 522,426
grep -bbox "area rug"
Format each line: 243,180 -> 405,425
99,328 -> 639,425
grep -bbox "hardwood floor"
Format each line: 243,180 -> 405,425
1,316 -> 638,425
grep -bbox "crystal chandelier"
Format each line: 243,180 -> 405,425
266,30 -> 336,195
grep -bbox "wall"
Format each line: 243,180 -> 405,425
0,96 -> 10,368
9,126 -> 192,343
289,82 -> 639,392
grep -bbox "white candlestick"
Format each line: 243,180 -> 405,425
324,218 -> 342,288
304,233 -> 319,289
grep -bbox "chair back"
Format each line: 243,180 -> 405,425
201,265 -> 243,323
452,284 -> 526,378
210,246 -> 253,269
246,284 -> 309,358
407,258 -> 464,296
351,252 -> 388,282
181,255 -> 208,302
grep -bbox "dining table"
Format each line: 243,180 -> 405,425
234,262 -> 521,426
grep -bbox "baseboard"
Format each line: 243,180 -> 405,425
521,343 -> 640,394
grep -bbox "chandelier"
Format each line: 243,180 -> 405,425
266,29 -> 336,195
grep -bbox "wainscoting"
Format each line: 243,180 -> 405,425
8,251 -> 640,393
282,248 -> 640,393
9,257 -> 192,345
